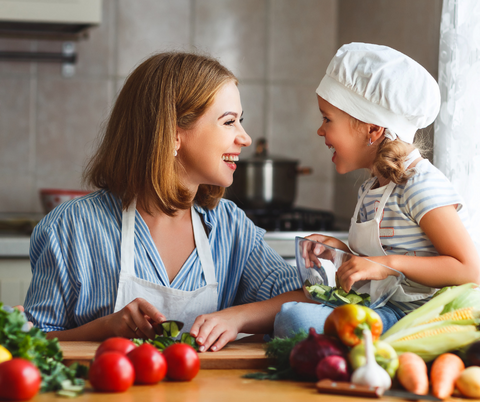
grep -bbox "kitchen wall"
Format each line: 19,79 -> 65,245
0,0 -> 442,226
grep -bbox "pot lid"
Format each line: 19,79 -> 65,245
240,138 -> 298,163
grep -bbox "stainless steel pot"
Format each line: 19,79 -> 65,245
225,139 -> 311,209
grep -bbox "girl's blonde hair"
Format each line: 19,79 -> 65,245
350,118 -> 430,184
83,52 -> 237,215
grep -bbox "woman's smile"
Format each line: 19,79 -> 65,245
222,154 -> 239,170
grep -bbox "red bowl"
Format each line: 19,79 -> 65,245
39,188 -> 91,214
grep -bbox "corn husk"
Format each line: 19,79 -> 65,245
382,283 -> 480,338
381,283 -> 480,362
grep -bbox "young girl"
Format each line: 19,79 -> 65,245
273,42 -> 480,338
24,52 -> 307,352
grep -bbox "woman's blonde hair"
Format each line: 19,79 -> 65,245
83,52 -> 237,215
350,118 -> 430,184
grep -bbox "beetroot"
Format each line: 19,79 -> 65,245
289,327 -> 347,380
316,355 -> 351,382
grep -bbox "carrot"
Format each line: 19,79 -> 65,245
396,352 -> 429,395
430,353 -> 465,400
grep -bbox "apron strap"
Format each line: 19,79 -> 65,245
191,206 -> 217,285
352,180 -> 376,224
372,181 -> 396,221
121,199 -> 137,276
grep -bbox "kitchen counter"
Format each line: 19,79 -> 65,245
31,369 -> 418,402
31,339 -> 442,402
0,231 -> 350,258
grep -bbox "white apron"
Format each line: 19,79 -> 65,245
114,201 -> 219,333
348,149 -> 437,302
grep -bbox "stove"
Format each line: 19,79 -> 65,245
243,207 -> 335,232
240,207 -> 347,264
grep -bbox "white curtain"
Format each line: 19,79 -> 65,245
434,0 -> 480,250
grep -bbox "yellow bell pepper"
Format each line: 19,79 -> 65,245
0,345 -> 12,363
324,304 -> 383,347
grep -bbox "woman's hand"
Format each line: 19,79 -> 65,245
13,305 -> 34,330
336,256 -> 392,292
189,310 -> 242,353
105,298 -> 166,340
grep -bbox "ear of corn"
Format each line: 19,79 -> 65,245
396,324 -> 476,342
382,283 -> 480,338
382,319 -> 480,344
381,283 -> 480,362
419,306 -> 479,325
387,327 -> 480,362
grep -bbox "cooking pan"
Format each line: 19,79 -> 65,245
226,138 -> 311,209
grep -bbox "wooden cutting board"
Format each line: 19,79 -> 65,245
60,335 -> 274,370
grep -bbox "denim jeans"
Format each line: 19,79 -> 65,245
273,301 -> 406,339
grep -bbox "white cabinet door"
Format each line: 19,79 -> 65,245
0,259 -> 32,307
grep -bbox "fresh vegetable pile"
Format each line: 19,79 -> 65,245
0,304 -> 87,400
304,282 -> 371,306
247,284 -> 480,400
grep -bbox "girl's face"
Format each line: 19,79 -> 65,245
317,96 -> 374,174
177,81 -> 251,191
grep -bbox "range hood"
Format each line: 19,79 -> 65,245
0,0 -> 102,40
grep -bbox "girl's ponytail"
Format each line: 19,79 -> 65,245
373,138 -> 415,184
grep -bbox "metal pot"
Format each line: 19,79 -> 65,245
225,139 -> 311,209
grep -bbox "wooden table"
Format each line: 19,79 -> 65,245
33,368 -> 446,402
30,338 -> 467,402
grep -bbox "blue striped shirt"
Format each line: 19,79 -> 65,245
358,159 -> 471,256
24,190 -> 301,332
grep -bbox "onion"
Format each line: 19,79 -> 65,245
289,327 -> 347,380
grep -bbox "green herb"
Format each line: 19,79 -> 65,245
134,332 -> 199,351
0,304 -> 88,394
243,330 -> 307,381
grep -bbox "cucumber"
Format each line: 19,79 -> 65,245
169,321 -> 180,337
345,293 -> 363,304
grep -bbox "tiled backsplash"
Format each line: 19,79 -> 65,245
0,0 -> 441,222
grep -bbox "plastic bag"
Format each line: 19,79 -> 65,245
295,237 -> 405,309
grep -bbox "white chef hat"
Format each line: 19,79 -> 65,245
316,42 -> 441,144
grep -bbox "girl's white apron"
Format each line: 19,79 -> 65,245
348,149 -> 436,302
114,201 -> 218,332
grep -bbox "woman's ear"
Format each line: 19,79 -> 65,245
368,124 -> 385,143
175,128 -> 182,152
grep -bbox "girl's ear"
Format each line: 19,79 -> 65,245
368,124 -> 385,143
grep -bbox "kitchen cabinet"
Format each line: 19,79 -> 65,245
0,258 -> 31,306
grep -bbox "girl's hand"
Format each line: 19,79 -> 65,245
302,234 -> 350,268
189,310 -> 242,352
106,298 -> 166,340
304,234 -> 350,252
336,256 -> 392,292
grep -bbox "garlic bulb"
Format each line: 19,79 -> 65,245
351,329 -> 392,390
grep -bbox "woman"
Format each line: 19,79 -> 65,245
25,52 -> 307,352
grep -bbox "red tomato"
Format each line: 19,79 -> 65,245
89,351 -> 135,392
162,343 -> 200,381
0,358 -> 41,401
95,337 -> 136,358
127,343 -> 167,384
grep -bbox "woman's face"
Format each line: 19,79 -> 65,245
177,81 -> 252,190
316,96 -> 374,174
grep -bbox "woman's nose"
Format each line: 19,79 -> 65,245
237,126 -> 252,147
